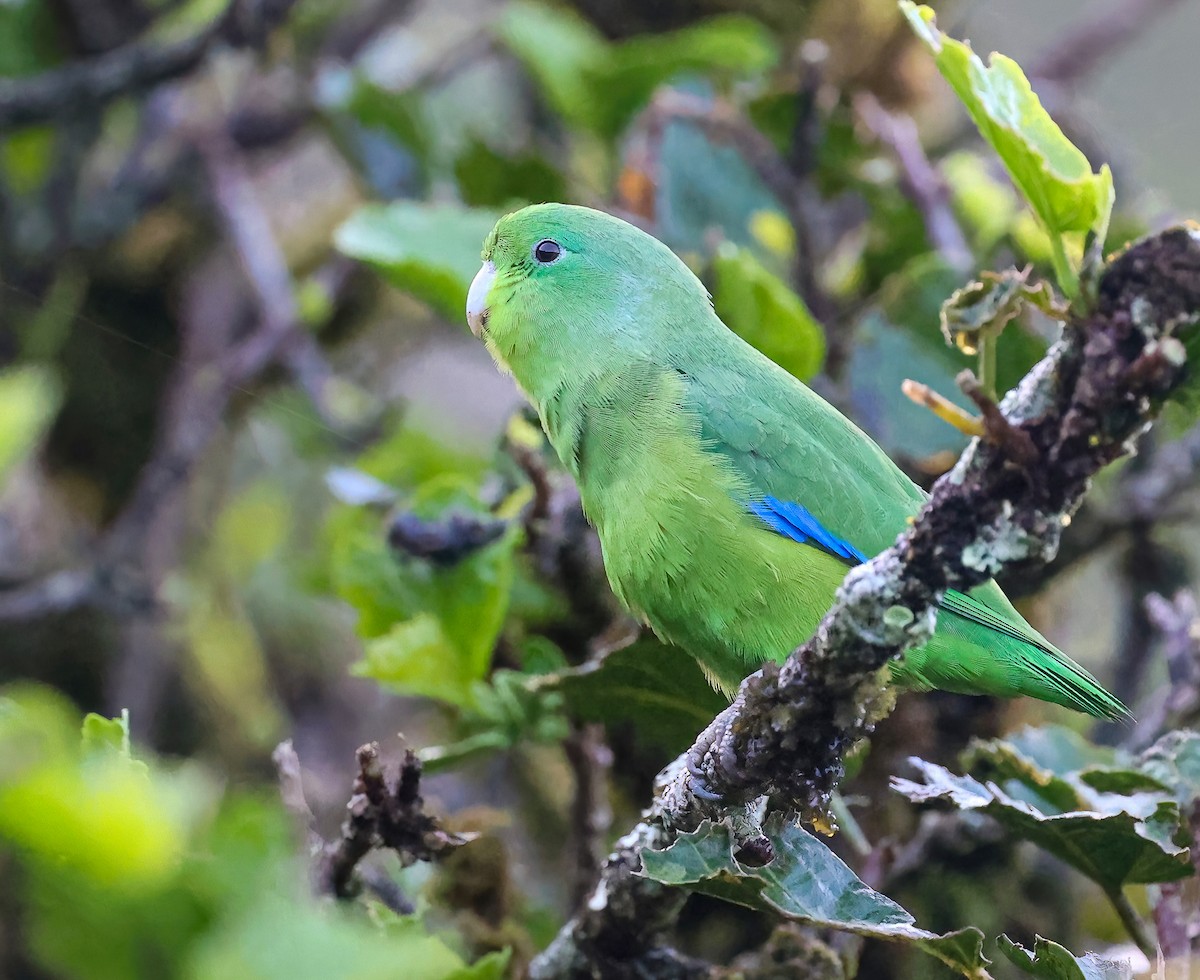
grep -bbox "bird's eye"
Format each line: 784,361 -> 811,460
532,239 -> 563,264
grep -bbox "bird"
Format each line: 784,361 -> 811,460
465,202 -> 1128,720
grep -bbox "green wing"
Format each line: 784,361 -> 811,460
683,353 -> 925,558
679,353 -> 1128,720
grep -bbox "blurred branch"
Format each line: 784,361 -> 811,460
1134,590 -> 1200,748
854,93 -> 972,274
0,124 -> 356,737
562,722 -> 613,908
530,227 -> 1200,976
639,80 -> 835,325
0,0 -> 301,132
388,511 -> 508,566
0,569 -> 108,621
322,743 -> 473,898
1032,0 -> 1187,85
1122,422 -> 1200,521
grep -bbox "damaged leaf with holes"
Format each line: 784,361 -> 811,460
639,815 -> 990,978
999,935 -> 1133,980
893,725 -> 1198,893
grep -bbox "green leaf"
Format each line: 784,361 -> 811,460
998,935 -> 1133,980
965,725 -> 1176,810
0,0 -> 62,79
939,268 -> 1064,360
80,710 -> 132,760
942,151 -> 1021,254
640,816 -> 990,978
900,3 -> 1114,297
1135,728 -> 1200,810
495,3 -> 607,135
453,139 -> 565,208
421,670 -> 568,772
711,245 -> 825,381
186,895 -> 478,980
0,690 -> 210,889
498,4 -> 776,141
343,76 -> 432,169
0,366 -> 60,484
892,757 -> 1191,891
336,474 -> 520,708
655,122 -> 781,254
80,711 -> 149,778
334,203 -> 500,321
356,613 -> 470,705
350,530 -> 518,708
532,639 -> 727,756
846,311 -> 971,460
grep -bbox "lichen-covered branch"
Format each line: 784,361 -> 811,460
529,226 -> 1200,977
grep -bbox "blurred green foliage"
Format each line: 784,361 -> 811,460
895,726 -> 1197,893
0,689 -> 508,979
498,3 -> 777,142
335,204 -> 502,322
0,366 -> 59,482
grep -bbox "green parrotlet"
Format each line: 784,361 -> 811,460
466,202 -> 1127,720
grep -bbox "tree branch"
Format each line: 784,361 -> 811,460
530,226 -> 1200,976
273,740 -> 472,913
0,0 -> 301,132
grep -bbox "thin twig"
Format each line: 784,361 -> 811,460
1106,885 -> 1156,959
1134,590 -> 1200,748
316,743 -> 474,900
902,379 -> 985,438
272,739 -> 319,836
854,93 -> 973,273
957,369 -> 1039,466
562,722 -> 613,908
274,740 -> 470,915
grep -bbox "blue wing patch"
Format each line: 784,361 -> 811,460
749,496 -> 868,564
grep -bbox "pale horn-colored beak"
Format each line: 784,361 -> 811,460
466,260 -> 495,337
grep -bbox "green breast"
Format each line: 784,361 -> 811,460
559,365 -> 853,694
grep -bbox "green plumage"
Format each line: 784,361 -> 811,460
470,203 -> 1127,720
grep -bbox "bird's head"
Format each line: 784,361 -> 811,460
466,203 -> 711,397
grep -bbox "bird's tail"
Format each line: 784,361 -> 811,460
896,584 -> 1132,722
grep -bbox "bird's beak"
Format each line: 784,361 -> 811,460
466,260 -> 495,338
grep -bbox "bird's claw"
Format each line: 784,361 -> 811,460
685,747 -> 725,802
689,776 -> 724,802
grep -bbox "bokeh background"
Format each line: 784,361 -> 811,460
1,0 -> 1198,977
